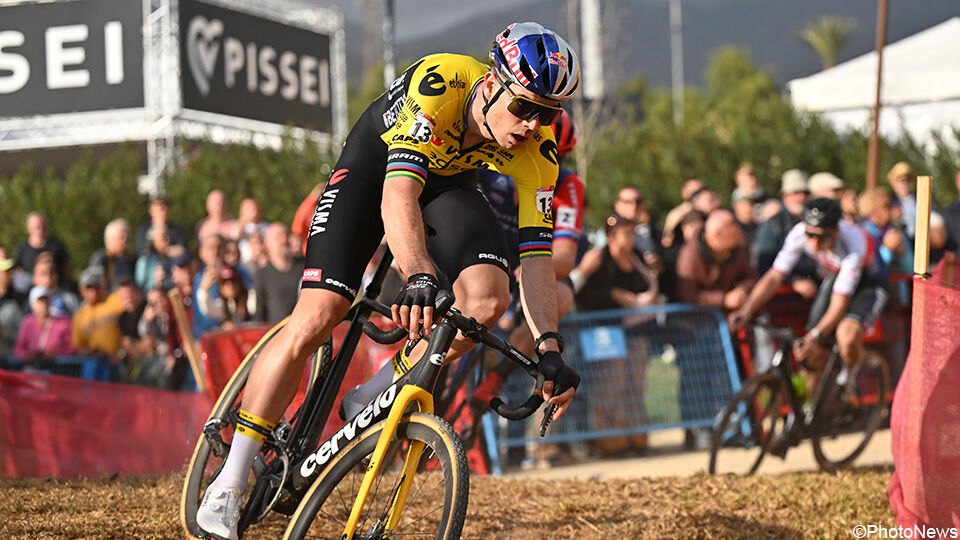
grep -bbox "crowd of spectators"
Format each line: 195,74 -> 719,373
0,189 -> 307,391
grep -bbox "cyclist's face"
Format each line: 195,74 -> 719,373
804,225 -> 838,252
483,73 -> 559,149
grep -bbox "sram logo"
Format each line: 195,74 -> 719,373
299,384 -> 398,478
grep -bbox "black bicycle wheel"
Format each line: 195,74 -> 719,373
811,352 -> 889,472
180,321 -> 326,538
282,412 -> 469,540
709,372 -> 785,475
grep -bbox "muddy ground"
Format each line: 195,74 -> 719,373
1,466 -> 894,539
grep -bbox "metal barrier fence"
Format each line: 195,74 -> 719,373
0,355 -> 111,381
497,304 -> 740,448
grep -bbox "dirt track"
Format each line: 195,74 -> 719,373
1,466 -> 894,539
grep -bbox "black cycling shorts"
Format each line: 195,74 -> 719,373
301,106 -> 510,300
806,274 -> 889,337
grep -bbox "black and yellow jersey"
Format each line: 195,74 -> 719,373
371,53 -> 559,260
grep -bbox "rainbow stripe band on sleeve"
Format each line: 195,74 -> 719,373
385,162 -> 428,186
519,240 -> 552,259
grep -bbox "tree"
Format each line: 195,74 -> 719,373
800,16 -> 856,70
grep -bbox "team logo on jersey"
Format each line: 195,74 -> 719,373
539,139 -> 558,166
328,168 -> 348,186
302,268 -> 322,282
448,73 -> 466,89
418,65 -> 446,96
309,189 -> 340,236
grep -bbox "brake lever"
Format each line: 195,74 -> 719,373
539,403 -> 557,437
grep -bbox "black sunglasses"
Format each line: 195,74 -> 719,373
492,70 -> 562,124
804,230 -> 829,240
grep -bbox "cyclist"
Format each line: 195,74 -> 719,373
729,197 -> 889,398
197,22 -> 582,540
472,110 -> 583,402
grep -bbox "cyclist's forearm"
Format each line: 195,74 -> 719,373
381,180 -> 434,278
742,269 -> 784,317
813,293 -> 852,336
551,239 -> 577,279
518,256 -> 560,352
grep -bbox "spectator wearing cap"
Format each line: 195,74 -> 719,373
755,170 -> 819,298
72,267 -> 124,360
859,187 -> 913,275
253,223 -> 304,324
15,212 -> 72,294
0,248 -> 25,359
196,189 -> 236,243
135,225 -> 186,292
676,210 -> 757,311
13,286 -> 75,360
135,196 -> 187,256
662,179 -> 704,249
731,189 -> 758,253
887,162 -> 926,240
198,265 -> 251,330
807,172 -> 845,200
943,169 -> 960,255
88,218 -> 136,291
573,214 -> 660,312
29,254 -> 80,317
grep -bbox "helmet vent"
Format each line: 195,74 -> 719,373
519,56 -> 536,84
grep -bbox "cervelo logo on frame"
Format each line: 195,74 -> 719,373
299,384 -> 399,477
185,12 -> 328,105
495,24 -> 533,86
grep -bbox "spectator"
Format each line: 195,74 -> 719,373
755,169 -> 819,298
807,172 -> 844,200
887,161 -> 925,240
574,214 -> 660,311
731,163 -> 767,204
135,225 -> 184,292
88,218 -> 136,291
137,288 -> 183,388
71,267 -> 124,361
675,210 -> 757,311
13,286 -> 75,360
192,234 -> 226,337
222,238 -> 252,287
15,212 -> 71,293
135,196 -> 186,255
116,277 -> 146,371
929,212 -> 949,265
859,187 -> 913,275
690,187 -> 721,217
840,188 -> 859,224
731,189 -> 758,251
29,254 -> 80,317
196,189 -> 236,242
662,179 -> 704,249
232,198 -> 269,262
942,169 -> 960,255
199,265 -> 251,330
612,187 -> 661,260
171,254 -> 196,330
0,248 -> 25,359
241,229 -> 267,277
253,223 -> 304,323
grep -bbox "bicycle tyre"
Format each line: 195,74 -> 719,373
709,372 -> 784,476
811,352 -> 889,472
282,412 -> 469,540
180,321 -> 326,538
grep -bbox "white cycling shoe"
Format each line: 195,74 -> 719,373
197,485 -> 242,540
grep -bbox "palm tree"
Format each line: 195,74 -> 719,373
800,16 -> 856,70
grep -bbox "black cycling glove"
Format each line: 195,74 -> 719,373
394,273 -> 440,312
536,350 -> 580,397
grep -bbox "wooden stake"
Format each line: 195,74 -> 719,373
167,287 -> 209,395
913,175 -> 932,276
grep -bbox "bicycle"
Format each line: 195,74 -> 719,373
709,322 -> 889,475
180,248 -> 557,539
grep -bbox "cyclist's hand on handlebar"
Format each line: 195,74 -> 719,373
536,351 -> 580,421
727,310 -> 748,332
392,273 -> 440,340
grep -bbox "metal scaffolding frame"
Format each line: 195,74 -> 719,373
0,0 -> 346,195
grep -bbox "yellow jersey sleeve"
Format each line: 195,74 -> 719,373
503,127 -> 559,259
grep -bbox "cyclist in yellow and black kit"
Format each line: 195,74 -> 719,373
197,22 -> 582,540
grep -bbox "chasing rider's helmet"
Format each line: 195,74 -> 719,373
550,110 -> 577,157
489,22 -> 580,102
802,197 -> 843,229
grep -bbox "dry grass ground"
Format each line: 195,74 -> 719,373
0,466 -> 894,539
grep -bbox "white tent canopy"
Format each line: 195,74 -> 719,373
787,17 -> 960,146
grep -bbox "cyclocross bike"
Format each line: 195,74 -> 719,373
180,248 -> 557,539
709,322 -> 889,475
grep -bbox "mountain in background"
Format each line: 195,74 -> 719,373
328,0 -> 958,89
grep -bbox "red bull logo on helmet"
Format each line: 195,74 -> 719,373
548,52 -> 567,69
495,24 -> 534,86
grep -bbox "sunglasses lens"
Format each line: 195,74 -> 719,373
507,96 -> 561,123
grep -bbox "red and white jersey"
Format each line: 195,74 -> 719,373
772,221 -> 881,296
552,166 -> 584,244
